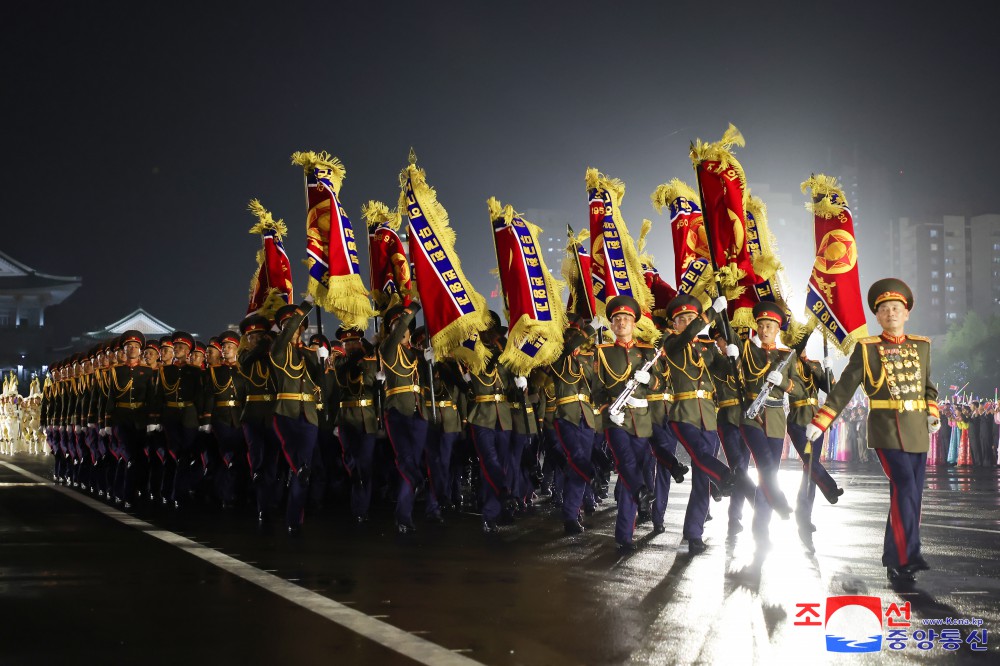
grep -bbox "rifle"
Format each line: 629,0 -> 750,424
373,315 -> 385,432
608,331 -> 669,418
745,349 -> 796,420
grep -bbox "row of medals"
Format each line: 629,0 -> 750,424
879,344 -> 920,399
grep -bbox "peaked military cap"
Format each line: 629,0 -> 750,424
752,301 -> 787,328
868,278 -> 914,313
606,295 -> 642,321
665,294 -> 702,320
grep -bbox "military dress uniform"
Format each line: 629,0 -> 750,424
201,332 -> 246,508
662,296 -> 735,550
423,357 -> 465,519
237,315 -> 281,521
810,279 -> 939,581
154,331 -> 204,506
269,302 -> 324,532
466,338 -> 516,533
785,338 -> 842,529
103,331 -> 157,507
646,329 -> 689,533
334,328 -> 381,522
380,303 -> 428,532
549,323 -> 597,533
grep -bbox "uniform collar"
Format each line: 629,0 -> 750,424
615,339 -> 635,349
760,342 -> 777,351
125,360 -> 140,368
880,332 -> 906,344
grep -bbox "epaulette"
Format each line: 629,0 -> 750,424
577,350 -> 595,356
906,334 -> 931,343
597,343 -> 614,349
363,355 -> 377,361
636,343 -> 654,349
859,336 -> 881,344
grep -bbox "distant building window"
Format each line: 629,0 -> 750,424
947,312 -> 958,320
947,285 -> 956,292
931,270 -> 939,278
931,297 -> 940,305
931,243 -> 939,251
994,257 -> 1000,264
0,313 -> 9,327
945,271 -> 953,278
929,229 -> 939,237
931,284 -> 939,292
994,243 -> 1000,251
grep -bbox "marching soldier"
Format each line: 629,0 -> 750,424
333,325 -> 380,524
423,350 -> 466,522
201,331 -> 245,509
379,302 -> 428,533
237,314 -> 280,524
595,295 -> 658,551
154,331 -> 203,508
661,294 -> 736,554
103,331 -> 157,508
807,279 -> 939,584
270,300 -> 324,534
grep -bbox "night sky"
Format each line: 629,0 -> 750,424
5,1 -> 998,344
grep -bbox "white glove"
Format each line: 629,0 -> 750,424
927,416 -> 941,434
303,293 -> 315,305
375,370 -> 386,382
822,357 -> 833,371
712,296 -> 728,313
514,375 -> 528,390
146,424 -> 158,433
102,427 -> 111,437
333,426 -> 339,437
199,424 -> 212,433
316,346 -> 329,361
74,425 -> 82,433
633,370 -> 650,385
462,372 -> 472,383
766,370 -> 784,386
87,423 -> 97,429
726,344 -> 739,359
805,424 -> 822,442
423,347 -> 435,363
609,411 -> 625,426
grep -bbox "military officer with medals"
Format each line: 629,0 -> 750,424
807,279 -> 939,584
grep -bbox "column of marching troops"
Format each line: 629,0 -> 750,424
36,279 -> 939,583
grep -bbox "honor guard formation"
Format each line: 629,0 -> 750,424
15,129 -> 946,586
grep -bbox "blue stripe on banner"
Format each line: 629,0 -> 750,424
677,258 -> 709,295
405,177 -> 476,316
518,336 -> 544,358
806,286 -> 847,345
594,189 -> 632,299
511,216 -> 552,321
746,209 -> 763,259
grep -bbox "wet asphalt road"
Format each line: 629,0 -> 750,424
1,453 -> 998,665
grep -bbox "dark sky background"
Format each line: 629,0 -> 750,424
4,1 -> 999,343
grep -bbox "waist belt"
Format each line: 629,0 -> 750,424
214,400 -> 242,408
115,401 -> 143,409
246,394 -> 274,402
425,400 -> 455,408
276,392 -> 315,402
625,397 -> 647,408
341,399 -> 373,408
644,393 -> 674,403
717,398 -> 740,409
511,404 -> 535,413
473,394 -> 506,403
673,390 -> 714,401
544,406 -> 556,413
386,385 -> 422,397
870,399 -> 927,412
555,393 -> 591,406
791,398 -> 819,408
166,401 -> 193,408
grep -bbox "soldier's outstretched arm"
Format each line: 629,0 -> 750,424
811,343 -> 866,433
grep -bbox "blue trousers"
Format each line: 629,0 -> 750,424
554,417 -> 594,522
718,423 -> 755,524
425,429 -> 458,516
605,428 -> 650,546
338,424 -> 376,518
740,425 -> 792,535
243,420 -> 281,514
273,414 -> 319,528
787,423 -> 836,519
649,421 -> 679,528
112,423 -> 144,502
385,408 -> 429,526
163,422 -> 199,502
213,422 -> 246,504
875,448 -> 926,568
507,433 -> 529,502
470,424 -> 510,522
669,422 -> 723,541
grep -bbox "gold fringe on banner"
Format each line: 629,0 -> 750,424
361,200 -> 408,311
650,178 -> 716,308
361,200 -> 402,232
487,197 -> 566,376
291,151 -> 374,330
398,152 -> 491,372
246,199 -> 290,322
744,194 -> 783,284
689,123 -> 748,186
781,317 -> 817,349
801,174 -> 846,219
586,168 -> 658,342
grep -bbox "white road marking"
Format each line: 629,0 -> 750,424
921,522 -> 1000,535
1,461 -> 482,666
